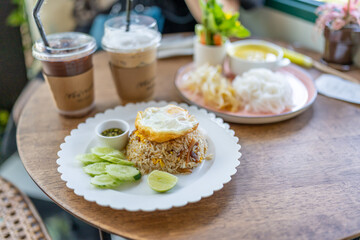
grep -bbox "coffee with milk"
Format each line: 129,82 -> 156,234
102,16 -> 161,103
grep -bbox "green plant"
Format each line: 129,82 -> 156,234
6,0 -> 37,79
195,0 -> 250,45
0,110 -> 9,134
7,0 -> 27,27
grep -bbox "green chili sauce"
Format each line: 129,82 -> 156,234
101,128 -> 124,137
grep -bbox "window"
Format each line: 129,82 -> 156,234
265,0 -> 324,23
315,0 -> 347,3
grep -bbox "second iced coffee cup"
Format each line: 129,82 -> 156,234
101,15 -> 161,103
32,32 -> 97,117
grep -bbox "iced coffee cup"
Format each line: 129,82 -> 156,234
101,15 -> 161,103
32,32 -> 97,117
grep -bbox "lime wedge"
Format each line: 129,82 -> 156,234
147,170 -> 178,193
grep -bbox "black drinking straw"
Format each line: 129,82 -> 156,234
33,0 -> 50,48
125,0 -> 133,32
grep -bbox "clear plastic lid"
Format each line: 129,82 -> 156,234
102,15 -> 161,53
32,32 -> 97,61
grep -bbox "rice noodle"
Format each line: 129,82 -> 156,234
232,68 -> 293,114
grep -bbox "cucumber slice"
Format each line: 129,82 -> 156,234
91,174 -> 121,188
108,151 -> 126,159
91,147 -> 123,157
83,162 -> 109,176
100,155 -> 134,166
106,164 -> 141,181
76,153 -> 103,165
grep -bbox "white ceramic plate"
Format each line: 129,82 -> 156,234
57,101 -> 241,211
175,63 -> 318,124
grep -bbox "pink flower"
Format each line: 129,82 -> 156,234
315,0 -> 360,31
343,0 -> 358,12
331,18 -> 347,30
350,10 -> 360,25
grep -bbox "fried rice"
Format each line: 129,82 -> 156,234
126,129 -> 208,174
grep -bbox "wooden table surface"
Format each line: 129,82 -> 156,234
17,48 -> 360,240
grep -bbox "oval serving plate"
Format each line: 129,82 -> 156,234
175,63 -> 317,124
57,101 -> 241,211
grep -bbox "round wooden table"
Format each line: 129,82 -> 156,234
17,50 -> 360,240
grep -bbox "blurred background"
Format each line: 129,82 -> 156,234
0,0 -> 349,239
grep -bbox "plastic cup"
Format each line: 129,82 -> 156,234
32,32 -> 97,117
102,15 -> 161,103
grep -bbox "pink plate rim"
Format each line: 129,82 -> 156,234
174,63 -> 317,124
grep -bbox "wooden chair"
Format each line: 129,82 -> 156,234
0,79 -> 42,165
0,176 -> 51,240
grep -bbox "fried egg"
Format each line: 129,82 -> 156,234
135,104 -> 199,143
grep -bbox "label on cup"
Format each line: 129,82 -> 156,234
109,48 -> 157,68
44,68 -> 94,112
109,62 -> 156,102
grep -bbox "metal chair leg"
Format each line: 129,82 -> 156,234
99,229 -> 112,240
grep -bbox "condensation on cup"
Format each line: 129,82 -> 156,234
101,15 -> 161,103
32,32 -> 97,117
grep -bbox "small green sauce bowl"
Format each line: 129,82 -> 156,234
95,119 -> 129,150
